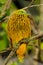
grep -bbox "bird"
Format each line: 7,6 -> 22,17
7,9 -> 31,62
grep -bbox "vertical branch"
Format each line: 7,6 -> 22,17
38,0 -> 43,62
39,0 -> 43,30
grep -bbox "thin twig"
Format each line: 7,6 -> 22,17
19,32 -> 43,44
22,4 -> 43,10
0,16 -> 8,23
2,49 -> 15,65
0,48 -> 11,54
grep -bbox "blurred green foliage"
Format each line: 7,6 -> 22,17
11,62 -> 18,65
0,30 -> 9,51
0,2 -> 4,7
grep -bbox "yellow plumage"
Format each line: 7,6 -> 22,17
16,43 -> 26,55
16,43 -> 26,62
7,9 -> 31,61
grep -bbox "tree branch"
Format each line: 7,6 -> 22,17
2,49 -> 15,65
18,32 -> 43,44
22,4 -> 43,10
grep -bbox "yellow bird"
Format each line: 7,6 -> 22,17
7,9 -> 31,61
